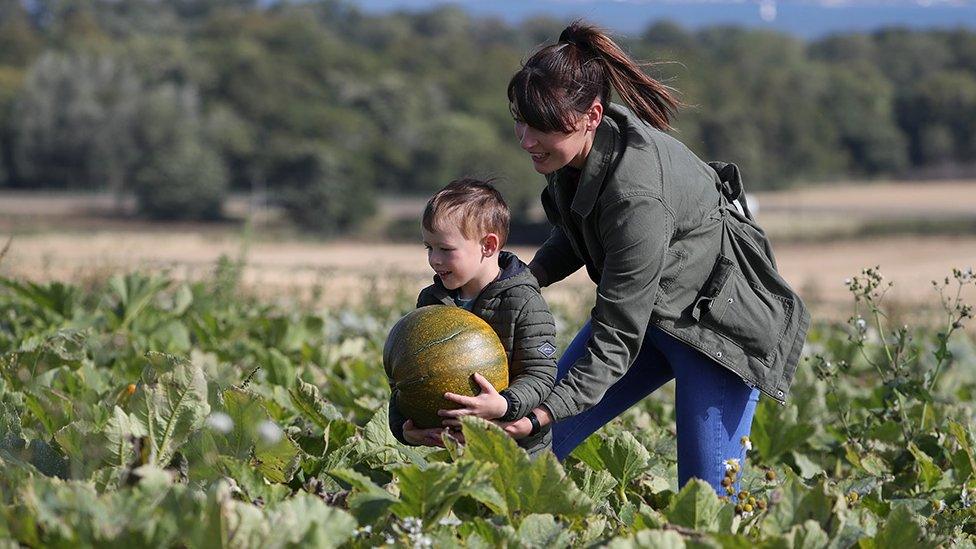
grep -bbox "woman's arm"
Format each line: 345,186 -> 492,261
542,193 -> 672,422
529,225 -> 584,287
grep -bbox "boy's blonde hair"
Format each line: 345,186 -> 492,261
422,178 -> 510,248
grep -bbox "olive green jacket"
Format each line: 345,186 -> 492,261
530,103 -> 809,422
388,251 -> 557,456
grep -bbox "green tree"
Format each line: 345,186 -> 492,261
821,64 -> 907,175
12,52 -> 142,192
131,84 -> 228,220
267,144 -> 376,235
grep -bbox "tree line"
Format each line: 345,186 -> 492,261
1,0 -> 975,233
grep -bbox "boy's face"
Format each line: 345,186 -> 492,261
423,224 -> 496,298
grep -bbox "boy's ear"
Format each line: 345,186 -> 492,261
481,233 -> 500,256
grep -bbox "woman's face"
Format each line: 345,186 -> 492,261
513,102 -> 603,175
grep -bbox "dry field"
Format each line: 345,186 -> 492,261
1,180 -> 975,321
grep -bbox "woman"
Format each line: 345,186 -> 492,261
496,21 -> 809,493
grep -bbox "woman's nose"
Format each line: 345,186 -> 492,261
516,124 -> 537,150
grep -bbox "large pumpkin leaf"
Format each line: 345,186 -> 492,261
328,467 -> 398,526
751,398 -> 815,463
782,520 -> 831,549
391,460 -> 494,526
218,387 -> 300,483
517,514 -> 573,548
855,505 -> 924,548
459,417 -> 595,524
133,353 -> 210,467
762,472 -> 846,538
266,493 -> 357,548
356,403 -> 430,468
664,479 -> 725,532
288,378 -> 342,431
606,529 -> 685,548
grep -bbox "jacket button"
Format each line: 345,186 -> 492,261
728,298 -> 734,303
715,351 -> 723,358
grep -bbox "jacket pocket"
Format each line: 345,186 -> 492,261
692,253 -> 792,359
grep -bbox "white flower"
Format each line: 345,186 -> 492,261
962,486 -> 974,509
257,420 -> 283,444
740,436 -> 752,451
724,458 -> 740,472
933,499 -> 946,513
403,517 -> 423,535
205,412 -> 234,434
385,535 -> 395,545
438,515 -> 462,527
413,534 -> 433,548
855,318 -> 867,330
844,278 -> 852,286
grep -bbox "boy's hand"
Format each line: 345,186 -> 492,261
439,373 -> 508,423
402,420 -> 447,447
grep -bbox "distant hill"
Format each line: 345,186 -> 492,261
351,0 -> 976,39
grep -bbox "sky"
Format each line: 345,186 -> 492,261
349,0 -> 976,38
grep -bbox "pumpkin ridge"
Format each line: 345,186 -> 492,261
405,328 -> 465,359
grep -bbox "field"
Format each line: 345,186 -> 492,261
2,181 -> 975,320
2,182 -> 976,545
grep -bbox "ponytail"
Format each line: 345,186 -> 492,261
508,20 -> 681,133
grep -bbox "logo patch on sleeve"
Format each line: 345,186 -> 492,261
537,342 -> 557,357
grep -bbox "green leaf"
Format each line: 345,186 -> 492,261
288,378 -> 342,431
517,514 -> 573,548
328,467 -> 398,526
575,467 -> 618,503
133,353 -> 210,467
219,388 -> 300,483
665,478 -> 724,532
267,493 -> 357,548
783,520 -> 830,549
600,431 -> 651,497
752,398 -> 815,463
606,529 -> 686,548
254,426 -> 301,484
947,421 -> 976,482
459,517 -> 519,547
844,444 -> 888,477
391,460 -> 493,526
104,405 -> 148,469
907,442 -> 943,491
857,505 -> 922,548
762,472 -> 842,537
357,403 -> 429,468
460,417 -> 595,524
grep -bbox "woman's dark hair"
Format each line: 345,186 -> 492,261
507,20 -> 681,133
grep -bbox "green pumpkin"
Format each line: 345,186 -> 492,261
383,305 -> 509,428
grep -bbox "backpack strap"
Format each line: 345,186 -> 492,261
707,161 -> 754,221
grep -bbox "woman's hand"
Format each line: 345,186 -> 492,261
401,419 -> 447,447
494,417 -> 533,440
494,406 -> 552,440
438,373 -> 508,425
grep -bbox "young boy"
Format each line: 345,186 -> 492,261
387,178 -> 558,456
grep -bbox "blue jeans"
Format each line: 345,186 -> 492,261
552,321 -> 760,494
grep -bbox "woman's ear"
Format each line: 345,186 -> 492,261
482,233 -> 500,256
586,100 -> 604,132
